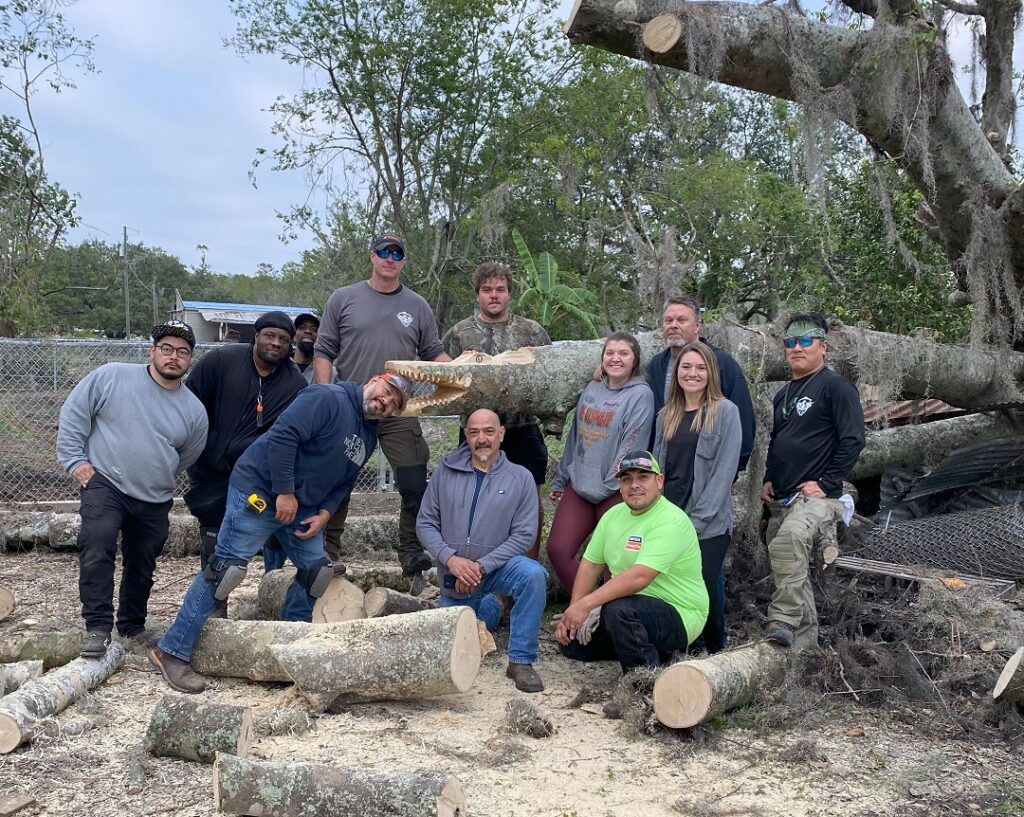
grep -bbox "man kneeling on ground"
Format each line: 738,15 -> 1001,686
149,372 -> 414,693
417,409 -> 548,692
555,450 -> 708,673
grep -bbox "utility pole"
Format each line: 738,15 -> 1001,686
152,276 -> 159,324
122,226 -> 130,339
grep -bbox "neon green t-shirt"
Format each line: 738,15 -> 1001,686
582,496 -> 709,643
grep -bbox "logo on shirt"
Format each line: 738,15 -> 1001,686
625,535 -> 643,551
795,396 -> 814,416
396,311 -> 413,328
344,434 -> 366,466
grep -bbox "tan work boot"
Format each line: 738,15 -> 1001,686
148,647 -> 206,694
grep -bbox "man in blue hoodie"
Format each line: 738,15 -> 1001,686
417,409 -> 548,693
149,372 -> 414,694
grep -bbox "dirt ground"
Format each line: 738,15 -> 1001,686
1,549 -> 1022,817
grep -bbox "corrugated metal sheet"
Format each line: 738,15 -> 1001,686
180,300 -> 318,313
862,398 -> 960,426
901,437 -> 1024,503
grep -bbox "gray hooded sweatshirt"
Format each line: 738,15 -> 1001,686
550,375 -> 655,504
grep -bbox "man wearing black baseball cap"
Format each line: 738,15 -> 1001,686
183,310 -> 307,609
291,312 -> 328,385
56,322 -> 208,658
554,450 -> 709,674
312,232 -> 451,590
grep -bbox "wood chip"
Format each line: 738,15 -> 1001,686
844,726 -> 865,737
0,793 -> 36,817
979,639 -> 997,652
579,703 -> 605,715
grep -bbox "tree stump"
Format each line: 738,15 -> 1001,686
269,607 -> 481,711
213,753 -> 466,817
363,586 -> 436,618
257,568 -> 366,623
145,695 -> 253,764
993,647 -> 1024,703
0,629 -> 81,668
0,661 -> 43,696
653,642 -> 792,729
0,588 -> 14,623
0,643 -> 126,753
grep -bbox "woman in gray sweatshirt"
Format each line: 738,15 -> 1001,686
547,332 -> 654,592
653,341 -> 742,653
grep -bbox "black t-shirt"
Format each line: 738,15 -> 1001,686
764,367 -> 865,498
663,410 -> 699,510
185,343 -> 307,481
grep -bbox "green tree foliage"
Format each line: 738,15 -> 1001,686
511,228 -> 598,339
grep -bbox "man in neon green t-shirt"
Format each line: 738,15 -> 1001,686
555,450 -> 709,673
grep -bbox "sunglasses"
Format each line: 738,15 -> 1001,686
374,247 -> 405,261
783,336 -> 820,349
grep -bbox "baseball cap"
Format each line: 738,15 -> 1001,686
294,312 -> 320,329
376,372 -> 415,409
254,311 -> 296,338
372,233 -> 406,253
615,450 -> 662,478
152,320 -> 196,350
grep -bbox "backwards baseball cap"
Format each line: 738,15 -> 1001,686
293,312 -> 320,329
152,320 -> 196,349
372,233 -> 406,253
375,372 -> 415,410
254,310 -> 296,338
616,450 -> 662,478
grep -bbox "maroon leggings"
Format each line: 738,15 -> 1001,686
546,483 -> 621,593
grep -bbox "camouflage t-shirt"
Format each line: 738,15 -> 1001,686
441,313 -> 552,428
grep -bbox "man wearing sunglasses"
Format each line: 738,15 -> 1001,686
183,311 -> 308,612
57,322 -> 208,659
760,313 -> 864,648
313,233 -> 451,589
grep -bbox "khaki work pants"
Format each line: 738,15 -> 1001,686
766,495 -> 844,648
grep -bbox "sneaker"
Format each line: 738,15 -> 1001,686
765,620 -> 796,648
506,662 -> 544,693
408,572 -> 429,597
80,631 -> 110,659
122,629 -> 160,648
148,647 -> 206,694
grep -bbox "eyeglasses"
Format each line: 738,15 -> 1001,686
374,247 -> 405,261
782,336 -> 819,349
155,343 -> 192,359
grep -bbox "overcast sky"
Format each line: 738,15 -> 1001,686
2,2 -> 1015,278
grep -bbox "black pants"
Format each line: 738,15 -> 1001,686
78,473 -> 172,636
559,594 -> 688,673
699,533 -> 731,654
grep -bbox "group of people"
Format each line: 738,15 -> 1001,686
56,231 -> 865,698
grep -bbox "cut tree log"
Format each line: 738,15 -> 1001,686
993,647 -> 1024,704
0,661 -> 44,696
146,695 -> 253,764
641,13 -> 682,53
653,641 -> 791,729
0,643 -> 126,753
269,606 -> 480,711
192,619 -> 331,682
0,629 -> 81,668
363,586 -> 436,618
213,753 -> 466,817
0,588 -> 14,622
257,568 -> 366,623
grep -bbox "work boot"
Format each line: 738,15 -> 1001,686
121,629 -> 160,648
506,662 -> 544,693
408,572 -> 429,597
403,552 -> 433,576
148,647 -> 206,694
765,620 -> 796,648
332,562 -> 347,576
80,631 -> 110,659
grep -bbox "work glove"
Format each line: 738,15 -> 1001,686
552,605 -> 602,645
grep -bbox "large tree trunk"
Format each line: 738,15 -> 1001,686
993,647 -> 1024,703
213,753 -> 466,817
145,695 -> 253,764
0,660 -> 43,697
269,607 -> 481,711
257,568 -> 366,623
0,629 -> 81,668
0,643 -> 125,753
652,642 -> 791,728
563,2 -> 1021,289
363,587 -> 436,618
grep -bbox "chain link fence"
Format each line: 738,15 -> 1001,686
0,339 -> 561,504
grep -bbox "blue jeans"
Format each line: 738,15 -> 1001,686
159,486 -> 328,661
438,555 -> 547,665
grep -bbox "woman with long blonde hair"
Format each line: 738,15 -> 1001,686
653,341 -> 741,653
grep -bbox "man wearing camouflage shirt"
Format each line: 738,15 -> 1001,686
442,262 -> 552,558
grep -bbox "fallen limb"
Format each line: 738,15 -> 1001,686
993,647 -> 1024,704
0,629 -> 81,668
146,695 -> 253,764
0,643 -> 126,753
0,660 -> 43,697
213,753 -> 465,817
269,607 -> 480,711
653,641 -> 792,729
257,568 -> 366,623
363,586 -> 436,618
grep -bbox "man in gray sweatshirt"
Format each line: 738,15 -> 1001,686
57,321 -> 208,658
416,409 -> 548,692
